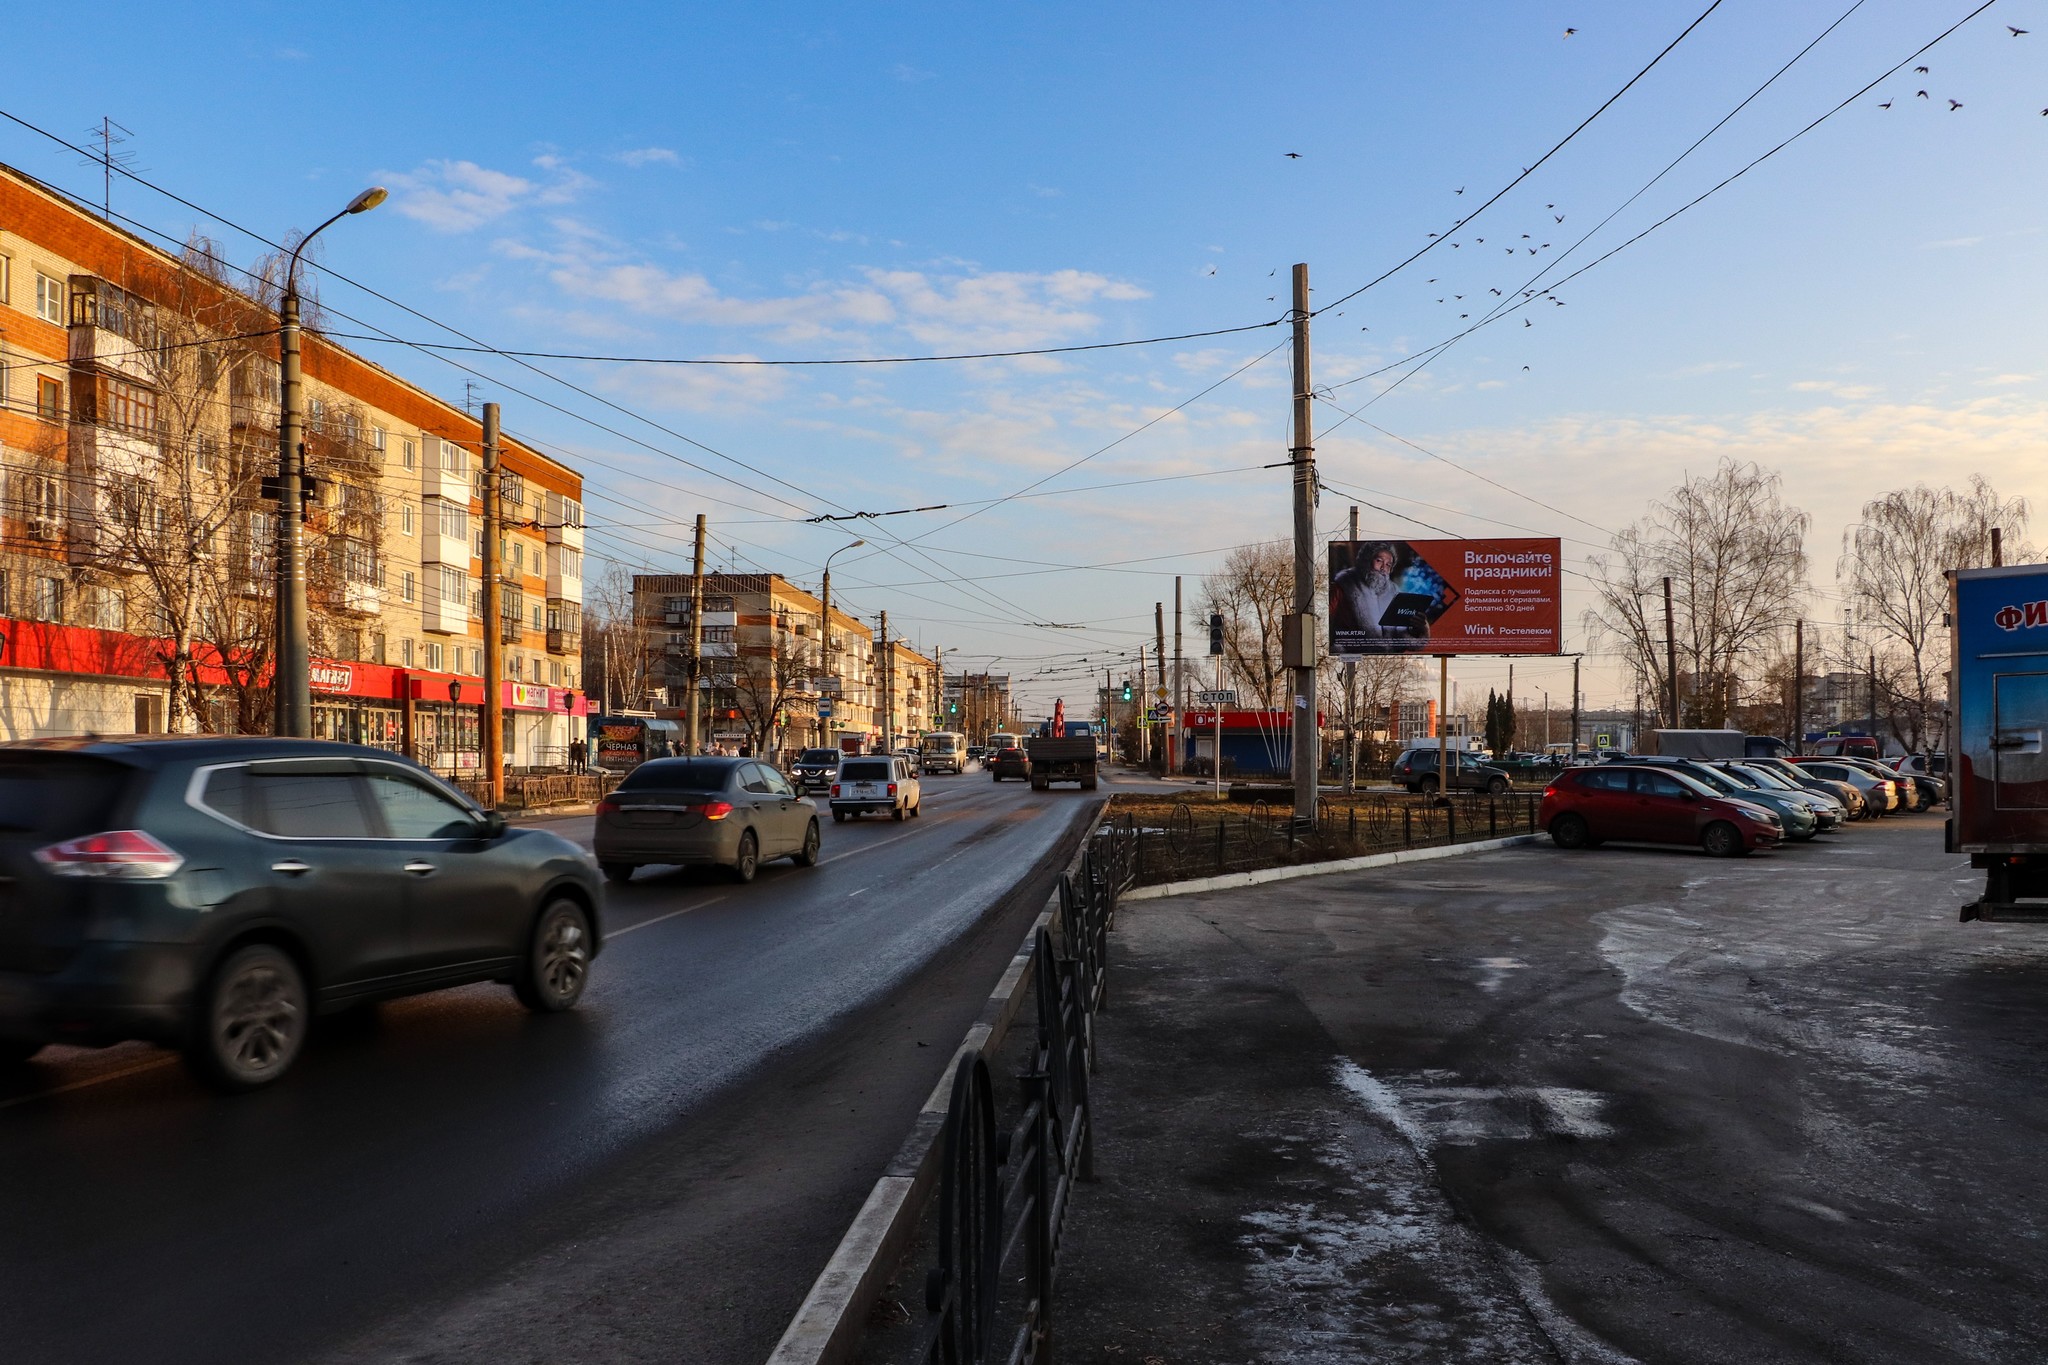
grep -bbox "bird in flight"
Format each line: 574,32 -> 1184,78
1917,90 -> 1930,98
1521,233 -> 1531,239
1916,65 -> 1930,73
1524,319 -> 1532,328
1455,187 -> 1465,195
1204,266 -> 1217,275
1564,27 -> 1577,37
1553,213 -> 1565,223
1490,288 -> 1502,295
1949,99 -> 1963,110
1523,365 -> 1531,371
2010,25 -> 2029,35
1285,152 -> 1302,159
1527,248 -> 1538,255
1878,100 -> 1892,109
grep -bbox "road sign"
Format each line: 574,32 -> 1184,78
1196,689 -> 1238,706
1595,731 -> 1611,748
817,702 -> 835,717
1154,686 -> 1169,701
1146,706 -> 1173,722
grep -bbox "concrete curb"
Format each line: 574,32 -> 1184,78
1121,832 -> 1542,901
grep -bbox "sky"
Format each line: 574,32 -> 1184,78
5,0 -> 2044,716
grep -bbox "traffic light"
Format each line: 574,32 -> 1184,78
1120,680 -> 1132,702
1208,613 -> 1224,655
949,700 -> 958,715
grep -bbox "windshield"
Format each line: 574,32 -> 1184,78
617,758 -> 740,790
0,754 -> 136,836
840,759 -> 891,781
924,736 -> 958,751
1733,764 -> 1794,791
1717,766 -> 1763,787
1666,770 -> 1721,799
797,750 -> 840,764
1677,764 -> 1740,793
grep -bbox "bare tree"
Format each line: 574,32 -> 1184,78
1201,541 -> 1301,709
730,627 -> 819,755
1586,460 -> 1810,728
1839,477 -> 2031,752
581,565 -> 656,712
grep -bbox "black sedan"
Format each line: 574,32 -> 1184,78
595,757 -> 820,884
988,746 -> 1030,782
0,737 -> 602,1091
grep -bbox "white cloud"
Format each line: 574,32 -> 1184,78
385,157 -> 593,233
611,147 -> 683,168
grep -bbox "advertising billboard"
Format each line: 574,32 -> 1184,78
1329,537 -> 1562,657
1949,565 -> 2048,852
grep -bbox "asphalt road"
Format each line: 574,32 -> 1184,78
1062,815 -> 2048,1363
0,767 -> 1105,1365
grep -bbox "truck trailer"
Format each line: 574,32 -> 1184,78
1026,719 -> 1099,791
1950,565 -> 2048,921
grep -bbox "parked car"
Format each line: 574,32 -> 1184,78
1539,764 -> 1783,856
0,737 -> 602,1091
1741,756 -> 1867,820
1713,761 -> 1846,832
988,746 -> 1030,782
1628,756 -> 1821,841
790,747 -> 843,794
1810,735 -> 1882,760
1888,755 -> 1947,809
1831,756 -> 1925,811
832,754 -> 922,821
597,756 -> 818,885
1791,758 -> 1900,815
1392,747 -> 1514,796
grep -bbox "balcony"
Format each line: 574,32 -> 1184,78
546,627 -> 572,654
423,441 -> 471,504
545,542 -> 583,603
545,492 -> 585,550
343,580 -> 381,615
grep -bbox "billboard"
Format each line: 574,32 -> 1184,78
1329,537 -> 1562,657
1950,565 -> 2048,851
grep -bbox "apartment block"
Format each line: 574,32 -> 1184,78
0,161 -> 587,770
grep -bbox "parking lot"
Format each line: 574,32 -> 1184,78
1061,816 -> 2048,1363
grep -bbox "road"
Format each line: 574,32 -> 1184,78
1062,815 -> 2048,1362
0,767 -> 1106,1365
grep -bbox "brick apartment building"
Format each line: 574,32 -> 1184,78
0,161 -> 588,770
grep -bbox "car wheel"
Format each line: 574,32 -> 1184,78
1486,776 -> 1509,796
833,809 -> 847,823
1419,775 -> 1440,796
893,802 -> 907,821
601,862 -> 636,884
514,898 -> 592,1012
1549,813 -> 1590,850
1701,821 -> 1745,858
991,773 -> 1001,783
186,943 -> 308,1092
795,819 -> 821,866
911,799 -> 922,818
732,829 -> 760,882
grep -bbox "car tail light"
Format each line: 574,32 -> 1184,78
697,800 -> 734,821
34,829 -> 184,880
831,784 -> 841,797
887,782 -> 898,796
597,799 -> 620,814
1542,785 -> 1559,798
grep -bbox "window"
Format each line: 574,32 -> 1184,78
31,576 -> 62,621
549,660 -> 561,684
401,503 -> 414,536
401,637 -> 415,667
102,378 -> 157,435
372,426 -> 387,454
510,540 -> 523,572
246,771 -> 375,838
509,655 -> 523,680
402,439 -> 416,470
401,570 -> 416,604
0,252 -> 10,305
34,272 -> 63,324
426,641 -> 445,671
441,439 -> 466,474
363,770 -> 477,838
1637,772 -> 1689,799
24,475 -> 61,536
559,548 -> 582,579
196,435 -> 219,473
82,586 -> 125,631
370,632 -> 386,665
35,376 -> 62,422
531,603 -> 543,630
342,539 -> 377,584
500,472 -> 525,508
436,501 -> 467,539
439,565 -> 467,605
475,530 -> 485,560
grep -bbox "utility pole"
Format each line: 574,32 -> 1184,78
1153,602 -> 1167,769
1286,262 -> 1319,823
1172,577 -> 1183,774
687,514 -> 707,755
878,610 -> 891,751
1345,506 -> 1358,793
1792,618 -> 1804,753
1137,644 -> 1148,765
1662,576 -> 1680,728
1993,526 -> 2005,567
1570,655 -> 1581,761
1868,649 -> 1879,741
481,402 -> 504,804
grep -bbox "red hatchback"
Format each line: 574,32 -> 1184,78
1539,764 -> 1783,857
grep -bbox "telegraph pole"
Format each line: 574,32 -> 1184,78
1570,655 -> 1581,761
1286,262 -> 1319,823
480,402 -> 504,803
878,610 -> 891,751
1345,505 -> 1358,793
687,514 -> 706,754
1792,618 -> 1804,753
1137,644 -> 1148,765
1662,576 -> 1680,727
1172,577 -> 1183,773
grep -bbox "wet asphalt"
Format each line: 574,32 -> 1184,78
1062,814 -> 2048,1363
0,769 -> 1105,1365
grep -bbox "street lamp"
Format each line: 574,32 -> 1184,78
274,185 -> 387,738
818,539 -> 865,745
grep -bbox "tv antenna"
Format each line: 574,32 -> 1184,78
81,118 -> 139,219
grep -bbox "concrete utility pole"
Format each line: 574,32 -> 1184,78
878,610 -> 891,751
1570,655 -> 1581,761
1286,262 -> 1319,823
1137,644 -> 1148,765
1662,575 -> 1680,727
481,402 -> 504,803
1868,650 -> 1879,740
1153,602 -> 1167,768
271,186 -> 387,737
1172,577 -> 1183,773
1792,618 -> 1804,752
1993,526 -> 2005,567
1345,505 -> 1358,793
687,514 -> 707,754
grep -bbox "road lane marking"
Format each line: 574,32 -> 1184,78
0,1054 -> 178,1112
608,894 -> 729,939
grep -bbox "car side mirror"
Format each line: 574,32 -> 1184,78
480,810 -> 508,840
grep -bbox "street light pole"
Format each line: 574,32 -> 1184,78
273,186 -> 386,738
819,538 -> 864,748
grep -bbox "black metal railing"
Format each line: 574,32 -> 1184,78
1129,791 -> 1540,887
911,816 -> 1134,1365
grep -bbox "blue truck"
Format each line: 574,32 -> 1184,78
1950,565 -> 2048,921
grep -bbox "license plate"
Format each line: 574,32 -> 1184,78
856,783 -> 880,797
628,810 -> 673,826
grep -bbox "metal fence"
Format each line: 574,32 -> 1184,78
1130,791 -> 1540,887
904,816 -> 1135,1365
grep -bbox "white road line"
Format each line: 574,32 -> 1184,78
608,894 -> 729,939
0,1054 -> 177,1112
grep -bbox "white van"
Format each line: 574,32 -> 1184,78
921,731 -> 965,775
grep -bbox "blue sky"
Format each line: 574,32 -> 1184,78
6,1 -> 2044,712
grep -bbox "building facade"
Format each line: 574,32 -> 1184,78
0,162 -> 586,768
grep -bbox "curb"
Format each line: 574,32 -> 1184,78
1121,832 -> 1542,901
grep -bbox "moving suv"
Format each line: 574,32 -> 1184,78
790,747 -> 842,793
1392,747 -> 1514,796
0,737 -> 602,1091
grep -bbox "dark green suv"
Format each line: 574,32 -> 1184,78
1391,746 -> 1514,795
